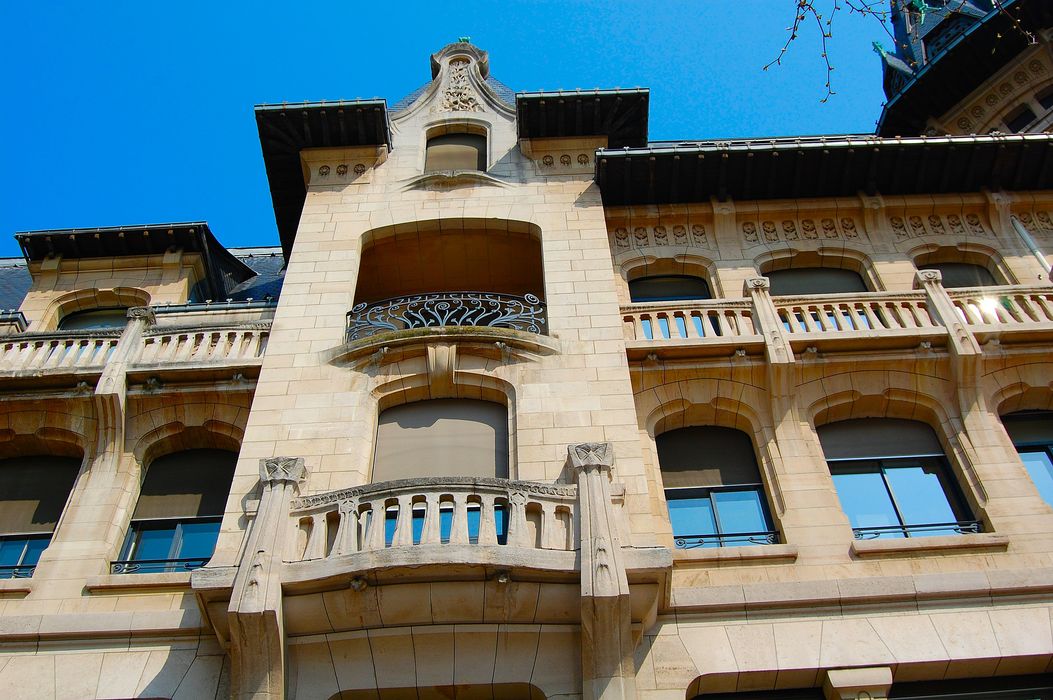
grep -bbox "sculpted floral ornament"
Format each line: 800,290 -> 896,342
567,442 -> 614,470
435,59 -> 482,112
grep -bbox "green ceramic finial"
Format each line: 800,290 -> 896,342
872,41 -> 889,58
458,36 -> 471,44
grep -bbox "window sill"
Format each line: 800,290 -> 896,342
851,532 -> 1009,558
0,578 -> 32,597
673,543 -> 799,565
85,571 -> 193,593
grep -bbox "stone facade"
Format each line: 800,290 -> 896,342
2,29 -> 1053,700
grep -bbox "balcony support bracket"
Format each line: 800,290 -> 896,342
569,442 -> 637,700
227,457 -> 307,700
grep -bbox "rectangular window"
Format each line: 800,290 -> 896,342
830,457 -> 976,539
0,534 -> 51,579
115,517 -> 222,574
665,486 -> 776,548
1017,448 -> 1053,507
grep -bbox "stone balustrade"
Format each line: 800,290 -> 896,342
287,476 -> 579,563
622,300 -> 756,342
0,330 -> 121,373
623,281 -> 1053,356
136,324 -> 269,366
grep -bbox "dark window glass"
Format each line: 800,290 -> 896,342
1003,410 -> 1053,507
1006,105 -> 1038,133
424,133 -> 486,172
1038,87 -> 1053,111
58,308 -> 128,330
890,673 -> 1053,699
0,455 -> 80,578
117,449 -> 236,574
919,262 -> 998,288
658,427 -> 776,547
765,267 -> 868,296
629,275 -> 712,303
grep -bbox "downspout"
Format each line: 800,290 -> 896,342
1010,215 -> 1051,280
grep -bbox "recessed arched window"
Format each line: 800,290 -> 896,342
373,399 -> 508,481
58,308 -> 128,330
658,426 -> 776,548
818,418 -> 977,539
1002,410 -> 1053,508
918,262 -> 998,288
424,133 -> 486,172
765,267 -> 868,296
1005,104 -> 1038,133
629,275 -> 712,303
0,456 -> 81,578
117,449 -> 237,574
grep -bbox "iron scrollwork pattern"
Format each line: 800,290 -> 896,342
346,292 -> 547,341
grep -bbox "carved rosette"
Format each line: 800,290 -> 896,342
127,307 -> 156,325
260,456 -> 307,485
915,269 -> 943,285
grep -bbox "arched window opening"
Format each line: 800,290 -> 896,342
372,399 -> 510,546
765,268 -> 868,296
0,456 -> 80,578
818,418 -> 977,539
628,275 -> 712,303
116,449 -> 237,574
918,262 -> 998,288
58,308 -> 128,331
658,426 -> 777,548
1005,104 -> 1038,133
424,133 -> 486,172
1002,410 -> 1053,508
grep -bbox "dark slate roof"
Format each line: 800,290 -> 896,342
0,259 -> 31,312
516,89 -> 650,148
391,74 -> 516,112
0,246 -> 285,312
227,247 -> 286,301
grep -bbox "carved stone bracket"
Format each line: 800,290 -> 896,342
126,306 -> 156,326
260,456 -> 307,485
568,442 -> 614,470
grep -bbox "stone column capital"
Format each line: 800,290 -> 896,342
915,268 -> 943,286
260,456 -> 307,485
743,276 -> 771,295
567,442 -> 614,472
126,306 -> 156,326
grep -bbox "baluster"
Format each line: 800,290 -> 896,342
158,335 -> 178,362
801,306 -> 820,333
391,495 -> 415,547
715,310 -> 732,336
623,316 -> 637,341
1016,295 -> 1041,323
174,334 -> 196,362
229,331 -> 248,359
333,501 -> 359,556
539,503 -> 558,550
43,341 -> 66,368
505,494 -> 530,548
844,304 -> 864,331
1033,294 -> 1053,321
23,341 -> 45,369
191,332 -> 214,362
364,501 -> 387,551
420,494 -> 442,545
449,493 -> 470,545
302,513 -> 327,561
477,494 -> 498,545
1001,297 -> 1023,324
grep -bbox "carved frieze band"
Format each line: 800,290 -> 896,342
741,216 -> 860,246
889,213 -> 990,240
1015,211 -> 1053,236
950,54 -> 1048,133
611,224 -> 711,251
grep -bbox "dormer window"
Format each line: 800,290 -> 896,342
424,133 -> 486,172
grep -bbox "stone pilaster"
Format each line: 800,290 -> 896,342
228,456 -> 307,700
569,442 -> 636,700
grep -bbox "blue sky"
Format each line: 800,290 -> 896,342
0,1 -> 891,258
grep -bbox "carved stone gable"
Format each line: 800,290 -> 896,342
434,58 -> 482,113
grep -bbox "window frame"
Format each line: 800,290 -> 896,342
0,533 -> 52,579
115,515 -> 223,574
828,454 -> 979,539
628,274 -> 713,303
664,483 -> 778,548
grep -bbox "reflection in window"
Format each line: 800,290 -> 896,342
1002,410 -> 1053,508
115,449 -> 236,574
58,307 -> 128,330
918,262 -> 998,288
658,427 -> 777,548
819,419 -> 978,539
0,456 -> 81,578
629,275 -> 712,303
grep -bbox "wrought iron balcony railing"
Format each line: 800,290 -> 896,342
0,565 -> 36,579
346,292 -> 547,342
110,557 -> 212,574
674,530 -> 780,549
852,520 -> 982,540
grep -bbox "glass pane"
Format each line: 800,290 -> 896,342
495,505 -> 508,545
658,317 -> 670,339
883,462 -> 962,537
1020,450 -> 1053,507
22,536 -> 50,566
412,507 -> 426,545
642,318 -> 653,340
384,507 -> 398,547
712,489 -> 769,536
439,507 -> 453,543
667,495 -> 717,547
176,520 -> 221,560
131,525 -> 178,560
831,469 -> 902,537
467,505 -> 481,544
675,316 -> 688,338
0,539 -> 27,566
